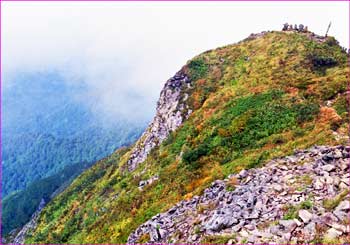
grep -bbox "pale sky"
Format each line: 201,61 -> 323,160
2,1 -> 349,121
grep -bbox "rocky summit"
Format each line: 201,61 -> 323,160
22,28 -> 349,244
128,145 -> 350,244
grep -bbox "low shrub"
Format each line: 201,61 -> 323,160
188,58 -> 209,81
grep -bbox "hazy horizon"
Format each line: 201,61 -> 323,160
3,1 -> 349,123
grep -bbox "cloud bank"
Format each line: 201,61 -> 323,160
3,1 -> 349,122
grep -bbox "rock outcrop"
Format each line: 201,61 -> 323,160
128,145 -> 350,244
127,71 -> 192,171
139,175 -> 159,190
13,199 -> 46,244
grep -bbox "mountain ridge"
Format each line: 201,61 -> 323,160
21,28 -> 349,244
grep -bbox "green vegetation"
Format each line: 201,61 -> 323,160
333,95 -> 349,125
3,72 -> 145,198
323,190 -> 349,210
2,120 -> 142,236
3,127 -> 142,198
187,58 -> 209,81
26,31 -> 349,244
136,233 -> 150,243
283,199 -> 314,220
201,234 -> 236,244
306,36 -> 346,75
2,161 -> 92,235
283,204 -> 299,220
300,199 -> 313,209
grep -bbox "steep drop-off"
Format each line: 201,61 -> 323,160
24,29 -> 349,244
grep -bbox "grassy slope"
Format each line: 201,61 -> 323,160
26,31 -> 349,244
2,161 -> 93,235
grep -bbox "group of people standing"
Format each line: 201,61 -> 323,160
282,23 -> 308,32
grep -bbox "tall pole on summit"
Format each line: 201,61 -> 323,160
325,22 -> 332,37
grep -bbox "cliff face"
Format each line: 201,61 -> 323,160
26,30 -> 349,244
127,71 -> 192,171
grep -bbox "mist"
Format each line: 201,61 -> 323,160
3,1 -> 349,124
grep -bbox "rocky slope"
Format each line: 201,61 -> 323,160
128,145 -> 350,244
127,71 -> 192,171
24,28 -> 349,244
12,199 -> 46,244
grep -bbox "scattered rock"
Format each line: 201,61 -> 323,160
339,182 -> 348,189
325,228 -> 342,240
191,234 -> 199,241
237,169 -> 248,179
204,215 -> 238,232
333,200 -> 350,220
232,221 -> 244,232
318,212 -> 338,226
333,209 -> 348,220
279,220 -> 297,232
138,175 -> 159,190
336,200 -> 350,211
273,184 -> 283,192
299,210 -> 313,223
333,149 -> 343,159
227,239 -> 235,245
293,218 -> 302,227
313,178 -> 324,190
303,222 -> 316,241
128,146 -> 350,244
331,223 -> 346,233
322,164 -> 336,172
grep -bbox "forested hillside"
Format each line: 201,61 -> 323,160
3,72 -> 145,197
3,161 -> 92,235
2,72 -> 146,236
2,128 -> 142,197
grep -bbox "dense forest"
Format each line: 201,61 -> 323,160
2,128 -> 142,197
2,72 -> 146,197
2,72 -> 147,235
2,161 -> 93,235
